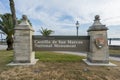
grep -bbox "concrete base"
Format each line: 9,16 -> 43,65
7,59 -> 39,66
83,59 -> 117,66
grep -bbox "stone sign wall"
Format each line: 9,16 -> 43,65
8,15 -> 116,66
86,15 -> 109,64
8,15 -> 38,65
32,36 -> 90,51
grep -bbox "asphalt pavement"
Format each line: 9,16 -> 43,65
0,45 -> 7,50
55,51 -> 120,61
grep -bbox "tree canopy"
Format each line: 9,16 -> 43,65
0,13 -> 14,50
39,27 -> 54,36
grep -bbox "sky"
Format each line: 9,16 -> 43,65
0,0 -> 120,38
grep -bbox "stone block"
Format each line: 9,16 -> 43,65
87,15 -> 109,64
8,15 -> 38,66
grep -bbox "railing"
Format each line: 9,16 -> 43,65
108,38 -> 120,45
0,39 -> 6,45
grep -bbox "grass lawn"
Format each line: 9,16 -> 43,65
0,50 -> 13,72
109,50 -> 120,54
109,49 -> 120,57
0,50 -> 120,80
35,51 -> 84,62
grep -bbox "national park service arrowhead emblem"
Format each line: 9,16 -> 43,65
95,37 -> 105,49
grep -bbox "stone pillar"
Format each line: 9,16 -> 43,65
8,15 -> 38,65
87,15 -> 109,64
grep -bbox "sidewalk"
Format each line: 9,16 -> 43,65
0,45 -> 7,50
55,51 -> 120,61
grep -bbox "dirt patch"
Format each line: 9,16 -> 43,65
0,61 -> 120,80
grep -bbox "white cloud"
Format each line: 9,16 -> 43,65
1,0 -> 120,37
14,0 -> 120,24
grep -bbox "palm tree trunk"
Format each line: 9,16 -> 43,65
6,36 -> 13,50
9,0 -> 17,50
9,0 -> 17,26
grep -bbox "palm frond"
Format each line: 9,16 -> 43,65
40,27 -> 54,36
0,13 -> 14,37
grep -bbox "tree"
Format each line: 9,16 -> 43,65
39,27 -> 54,36
9,0 -> 17,26
0,13 -> 14,50
9,0 -> 32,26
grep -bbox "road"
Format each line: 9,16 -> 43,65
0,45 -> 7,50
55,51 -> 120,61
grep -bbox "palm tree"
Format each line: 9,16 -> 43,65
40,27 -> 54,36
9,0 -> 17,26
0,13 -> 14,50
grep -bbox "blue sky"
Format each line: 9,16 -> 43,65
0,0 -> 120,38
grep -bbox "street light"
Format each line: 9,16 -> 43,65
75,21 -> 79,36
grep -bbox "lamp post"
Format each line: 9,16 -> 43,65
76,21 -> 79,36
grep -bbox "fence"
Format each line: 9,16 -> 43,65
0,39 -> 6,45
108,38 -> 120,45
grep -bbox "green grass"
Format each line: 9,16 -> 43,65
0,49 -> 119,72
0,50 -> 120,80
109,50 -> 120,56
109,50 -> 120,54
0,50 -> 13,72
0,50 -> 84,72
36,51 -> 84,62
0,50 -> 84,64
